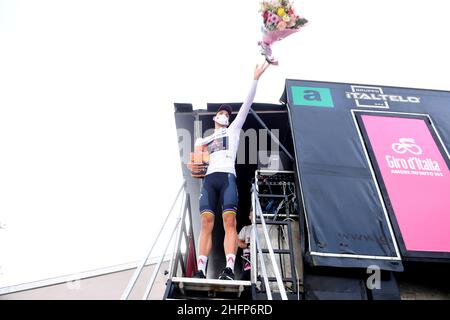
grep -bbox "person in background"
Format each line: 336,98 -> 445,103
238,210 -> 253,281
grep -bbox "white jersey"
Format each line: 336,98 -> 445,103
195,80 -> 259,176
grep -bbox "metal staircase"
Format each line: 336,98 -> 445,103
250,171 -> 301,300
121,173 -> 301,300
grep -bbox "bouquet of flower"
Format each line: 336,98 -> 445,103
259,0 -> 308,64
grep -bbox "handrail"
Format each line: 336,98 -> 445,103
250,190 -> 258,285
254,220 -> 273,300
170,194 -> 194,279
167,192 -> 186,279
252,184 -> 288,300
142,216 -> 182,300
251,188 -> 272,299
121,182 -> 185,300
142,189 -> 188,299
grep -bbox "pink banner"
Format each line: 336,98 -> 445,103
361,115 -> 450,253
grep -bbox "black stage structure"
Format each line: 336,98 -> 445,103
173,79 -> 450,299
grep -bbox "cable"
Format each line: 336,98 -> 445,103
278,226 -> 285,279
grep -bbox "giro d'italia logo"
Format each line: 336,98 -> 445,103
386,137 -> 442,175
392,138 -> 423,155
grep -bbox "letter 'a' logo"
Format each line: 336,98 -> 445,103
291,86 -> 334,108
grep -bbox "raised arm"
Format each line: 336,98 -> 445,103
229,61 -> 270,131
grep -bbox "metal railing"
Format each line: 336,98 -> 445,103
121,182 -> 190,300
251,184 -> 288,300
168,193 -> 195,279
122,179 -> 290,300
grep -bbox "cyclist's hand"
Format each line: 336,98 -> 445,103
254,60 -> 271,80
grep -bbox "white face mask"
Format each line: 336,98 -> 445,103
213,114 -> 229,126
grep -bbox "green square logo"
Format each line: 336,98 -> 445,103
291,86 -> 334,108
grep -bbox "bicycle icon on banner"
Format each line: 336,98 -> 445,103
392,138 -> 423,155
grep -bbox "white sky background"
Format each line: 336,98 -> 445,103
1,0 -> 450,288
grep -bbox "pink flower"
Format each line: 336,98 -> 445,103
277,21 -> 287,31
267,12 -> 279,25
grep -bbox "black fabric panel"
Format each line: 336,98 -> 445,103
368,272 -> 401,300
304,274 -> 368,300
286,78 -> 450,267
286,79 -> 405,271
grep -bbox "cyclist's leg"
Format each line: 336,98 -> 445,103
197,175 -> 218,274
221,173 -> 239,271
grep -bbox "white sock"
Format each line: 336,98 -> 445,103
197,255 -> 208,274
226,254 -> 236,270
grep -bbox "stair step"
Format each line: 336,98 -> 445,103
256,220 -> 289,226
261,249 -> 291,254
266,277 -> 295,283
171,277 -> 251,294
257,194 -> 287,198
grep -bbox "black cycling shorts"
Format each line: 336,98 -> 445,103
199,172 -> 238,216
